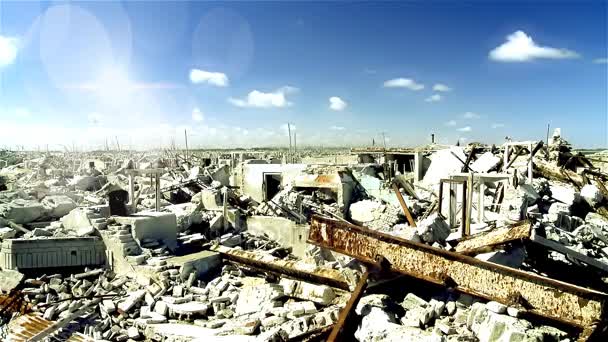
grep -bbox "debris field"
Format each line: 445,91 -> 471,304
1,128 -> 608,341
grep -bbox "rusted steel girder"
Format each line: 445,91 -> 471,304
392,183 -> 417,227
455,221 -> 531,255
211,245 -> 351,290
308,215 -> 608,328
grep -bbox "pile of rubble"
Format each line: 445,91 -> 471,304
2,129 -> 608,341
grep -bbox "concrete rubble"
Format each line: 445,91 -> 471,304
1,130 -> 608,341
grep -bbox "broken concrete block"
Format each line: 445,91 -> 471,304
486,301 -> 507,314
349,200 -> 383,224
164,203 -> 204,232
70,175 -> 106,191
0,227 -> 16,239
193,189 -> 222,210
114,212 -> 177,251
126,326 -> 140,339
280,278 -> 335,305
401,293 -> 429,311
417,213 -> 450,244
581,184 -> 603,207
355,294 -> 392,316
154,301 -> 168,316
550,184 -> 576,206
168,301 -> 209,316
209,214 -> 224,233
467,302 -> 537,342
61,208 -> 93,231
235,283 -> 284,315
0,269 -> 24,292
470,152 -> 500,173
0,199 -> 45,224
117,290 -> 145,313
41,195 -> 77,218
101,300 -> 116,314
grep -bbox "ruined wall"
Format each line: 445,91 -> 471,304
0,237 -> 106,270
240,164 -> 308,202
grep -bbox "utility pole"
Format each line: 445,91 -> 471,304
184,129 -> 189,164
287,123 -> 292,162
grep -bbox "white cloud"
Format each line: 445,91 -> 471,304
425,94 -> 442,102
433,84 -> 451,92
457,126 -> 472,132
330,126 -> 345,131
329,96 -> 347,111
383,78 -> 424,91
445,120 -> 457,126
229,86 -> 298,108
594,58 -> 608,64
189,69 -> 229,87
463,112 -> 480,119
489,30 -> 580,62
14,108 -> 31,118
192,107 -> 204,122
491,123 -> 505,129
0,35 -> 18,67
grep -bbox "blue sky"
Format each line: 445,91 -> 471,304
0,1 -> 606,150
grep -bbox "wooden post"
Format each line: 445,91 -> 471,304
465,173 -> 473,236
392,183 -> 417,227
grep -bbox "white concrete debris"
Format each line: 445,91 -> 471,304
0,135 -> 602,342
581,184 -> 603,207
41,195 -> 77,218
470,152 -> 500,173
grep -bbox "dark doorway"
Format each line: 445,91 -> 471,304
263,173 -> 282,201
108,189 -> 129,216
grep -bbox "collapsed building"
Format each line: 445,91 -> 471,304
0,128 -> 607,341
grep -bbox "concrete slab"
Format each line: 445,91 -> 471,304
246,216 -> 309,257
114,211 -> 177,251
165,250 -> 221,280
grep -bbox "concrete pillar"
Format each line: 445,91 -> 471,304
414,152 -> 423,183
222,188 -> 228,229
128,173 -> 135,213
478,181 -> 486,222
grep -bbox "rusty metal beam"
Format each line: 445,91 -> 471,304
211,245 -> 351,290
327,269 -> 370,342
455,221 -> 531,255
308,215 -> 607,328
392,183 -> 417,227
